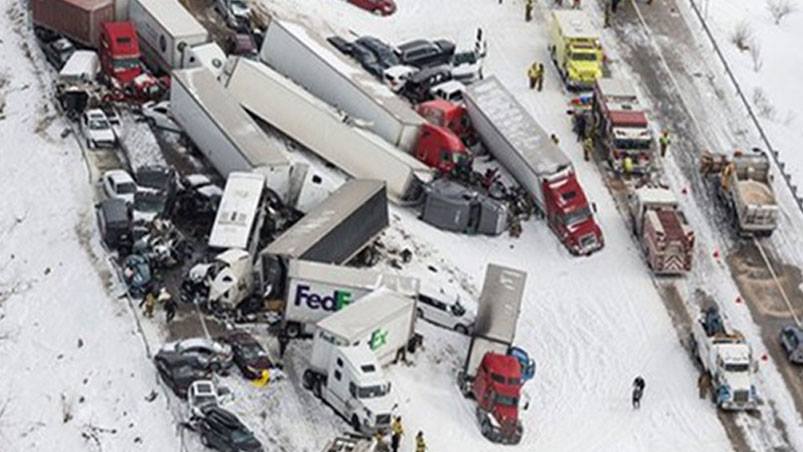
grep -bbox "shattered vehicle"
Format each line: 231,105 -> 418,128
122,254 -> 151,297
159,338 -> 235,373
154,352 -> 212,398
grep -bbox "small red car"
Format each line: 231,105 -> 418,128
348,0 -> 396,16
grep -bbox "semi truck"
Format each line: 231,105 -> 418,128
257,19 -> 470,173
592,78 -> 654,175
220,57 -> 434,205
700,150 -> 779,237
170,67 -> 293,202
282,259 -> 420,338
457,264 -> 531,445
207,172 -> 268,258
548,9 -> 604,90
464,77 -> 604,255
128,0 -> 210,73
691,305 -> 758,411
628,185 -> 694,275
32,0 -> 114,48
98,21 -> 143,84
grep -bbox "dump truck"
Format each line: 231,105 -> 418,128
548,9 -> 604,90
32,0 -> 114,48
282,259 -> 420,338
464,77 -> 604,255
628,185 -> 694,275
220,57 -> 434,205
592,78 -> 654,175
457,264 -> 533,445
700,149 -> 779,237
257,19 -> 470,173
170,67 -> 293,202
691,305 -> 758,411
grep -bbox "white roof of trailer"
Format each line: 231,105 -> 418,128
317,288 -> 413,341
134,0 -> 207,38
208,172 -> 266,250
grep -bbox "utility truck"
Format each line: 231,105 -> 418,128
303,289 -> 417,433
464,77 -> 604,255
458,264 -> 533,445
221,57 -> 434,205
592,78 -> 654,175
170,67 -> 293,203
691,305 -> 758,411
282,259 -> 419,338
700,150 -> 779,237
128,0 -> 211,73
628,185 -> 694,275
257,19 -> 470,173
549,10 -> 604,90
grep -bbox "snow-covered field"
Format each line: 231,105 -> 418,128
3,0 -> 803,451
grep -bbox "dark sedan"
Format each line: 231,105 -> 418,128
355,36 -> 399,72
217,331 -> 273,380
199,406 -> 263,452
154,352 -> 211,398
396,38 -> 456,69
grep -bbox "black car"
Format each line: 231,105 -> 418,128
199,406 -> 263,452
96,198 -> 133,252
395,38 -> 455,68
136,165 -> 177,212
349,42 -> 383,77
154,352 -> 211,398
399,64 -> 453,103
42,37 -> 76,70
327,36 -> 354,55
355,36 -> 399,72
217,331 -> 273,380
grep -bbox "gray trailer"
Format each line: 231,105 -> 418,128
170,67 -> 293,202
257,179 -> 389,298
259,18 -> 425,152
220,57 -> 433,205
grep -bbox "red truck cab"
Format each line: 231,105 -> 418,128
417,99 -> 477,147
414,123 -> 471,174
544,170 -> 604,256
472,353 -> 524,444
99,22 -> 142,84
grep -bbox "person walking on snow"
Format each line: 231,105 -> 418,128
415,431 -> 427,452
583,136 -> 594,161
525,0 -> 534,21
141,289 -> 156,318
573,110 -> 588,141
659,130 -> 671,157
528,62 -> 543,91
550,133 -> 560,145
159,287 -> 176,323
632,376 -> 646,409
390,416 -> 404,452
698,372 -> 711,399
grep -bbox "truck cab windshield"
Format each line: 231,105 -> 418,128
113,58 -> 140,71
453,51 -> 478,65
569,51 -> 598,62
614,138 -> 651,150
495,394 -> 519,407
357,384 -> 390,398
562,207 -> 592,227
724,363 -> 750,372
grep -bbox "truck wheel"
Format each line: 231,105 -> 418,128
416,308 -> 424,320
313,379 -> 323,399
454,324 -> 468,335
285,323 -> 301,339
302,370 -> 313,390
351,414 -> 361,433
480,419 -> 491,437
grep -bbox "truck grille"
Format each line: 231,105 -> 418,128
376,414 -> 391,427
733,390 -> 749,403
580,234 -> 596,248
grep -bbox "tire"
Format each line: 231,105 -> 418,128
416,308 -> 424,320
285,322 -> 301,339
313,379 -> 323,399
454,324 -> 468,335
351,414 -> 361,433
86,138 -> 94,149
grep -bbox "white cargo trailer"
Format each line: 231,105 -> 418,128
221,57 -> 433,205
128,0 -> 209,73
259,18 -> 425,152
170,67 -> 292,201
208,172 -> 267,256
283,259 -> 420,337
313,288 -> 417,366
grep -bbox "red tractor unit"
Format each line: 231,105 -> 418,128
458,264 -> 534,445
592,78 -> 655,176
417,99 -> 478,147
413,123 -> 471,174
99,22 -> 143,84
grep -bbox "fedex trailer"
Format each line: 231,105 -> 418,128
282,259 -> 420,337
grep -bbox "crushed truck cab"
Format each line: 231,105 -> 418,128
549,10 -> 604,90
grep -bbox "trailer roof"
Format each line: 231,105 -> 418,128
275,20 -> 424,127
465,77 -> 571,177
317,288 -> 413,341
552,9 -> 598,40
474,264 -> 527,344
59,0 -> 113,11
208,172 -> 266,250
133,0 -> 207,39
171,67 -> 290,169
288,260 -> 420,297
636,186 -> 678,205
265,179 -> 385,258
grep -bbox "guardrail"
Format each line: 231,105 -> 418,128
687,0 -> 803,214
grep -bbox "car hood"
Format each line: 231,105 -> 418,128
88,128 -> 116,142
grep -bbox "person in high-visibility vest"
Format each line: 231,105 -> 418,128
390,416 -> 404,452
252,369 -> 271,388
659,130 -> 671,157
527,62 -> 543,90
583,136 -> 594,161
623,155 -> 634,177
415,431 -> 427,452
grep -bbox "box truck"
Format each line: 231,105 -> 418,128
282,259 -> 420,337
32,0 -> 114,48
128,0 -> 209,73
170,67 -> 292,202
220,57 -> 433,205
208,172 -> 268,257
258,19 -> 469,173
464,77 -> 604,256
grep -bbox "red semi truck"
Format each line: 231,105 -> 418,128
417,98 -> 478,148
464,77 -> 604,255
99,22 -> 143,84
